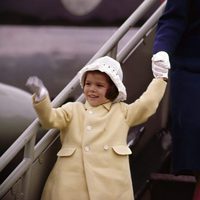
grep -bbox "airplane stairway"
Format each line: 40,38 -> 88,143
135,151 -> 196,200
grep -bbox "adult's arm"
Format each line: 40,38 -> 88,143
153,0 -> 190,55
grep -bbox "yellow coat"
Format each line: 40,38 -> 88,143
33,78 -> 166,200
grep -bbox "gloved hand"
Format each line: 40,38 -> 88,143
152,51 -> 171,80
26,76 -> 48,102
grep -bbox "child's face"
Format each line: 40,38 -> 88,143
83,71 -> 111,107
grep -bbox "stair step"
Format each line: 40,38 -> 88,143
150,172 -> 196,183
149,173 -> 196,200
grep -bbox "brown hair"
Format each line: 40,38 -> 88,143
105,77 -> 119,101
83,71 -> 119,101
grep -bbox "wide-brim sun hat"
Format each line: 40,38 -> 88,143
78,56 -> 127,102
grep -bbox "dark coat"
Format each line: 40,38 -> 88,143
153,0 -> 200,173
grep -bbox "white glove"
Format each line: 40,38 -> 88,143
26,76 -> 48,102
152,51 -> 171,79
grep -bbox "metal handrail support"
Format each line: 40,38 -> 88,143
1,159 -> 32,198
34,129 -> 60,159
0,0 -> 166,198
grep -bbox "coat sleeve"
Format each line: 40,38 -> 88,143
33,95 -> 72,130
125,78 -> 167,127
153,0 -> 190,54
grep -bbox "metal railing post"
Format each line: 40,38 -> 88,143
22,134 -> 37,199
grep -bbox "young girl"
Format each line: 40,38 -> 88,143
26,56 -> 169,200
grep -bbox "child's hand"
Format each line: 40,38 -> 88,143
152,51 -> 171,80
26,76 -> 48,102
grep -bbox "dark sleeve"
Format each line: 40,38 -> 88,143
153,0 -> 190,55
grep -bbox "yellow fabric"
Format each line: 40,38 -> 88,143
33,78 -> 167,200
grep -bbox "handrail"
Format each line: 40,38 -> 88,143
0,0 -> 166,198
0,119 -> 40,171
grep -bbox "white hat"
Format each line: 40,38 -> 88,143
78,56 -> 127,102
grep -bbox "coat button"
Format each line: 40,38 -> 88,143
84,146 -> 90,152
88,110 -> 93,114
104,145 -> 109,150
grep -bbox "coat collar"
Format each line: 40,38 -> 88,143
84,101 -> 112,111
